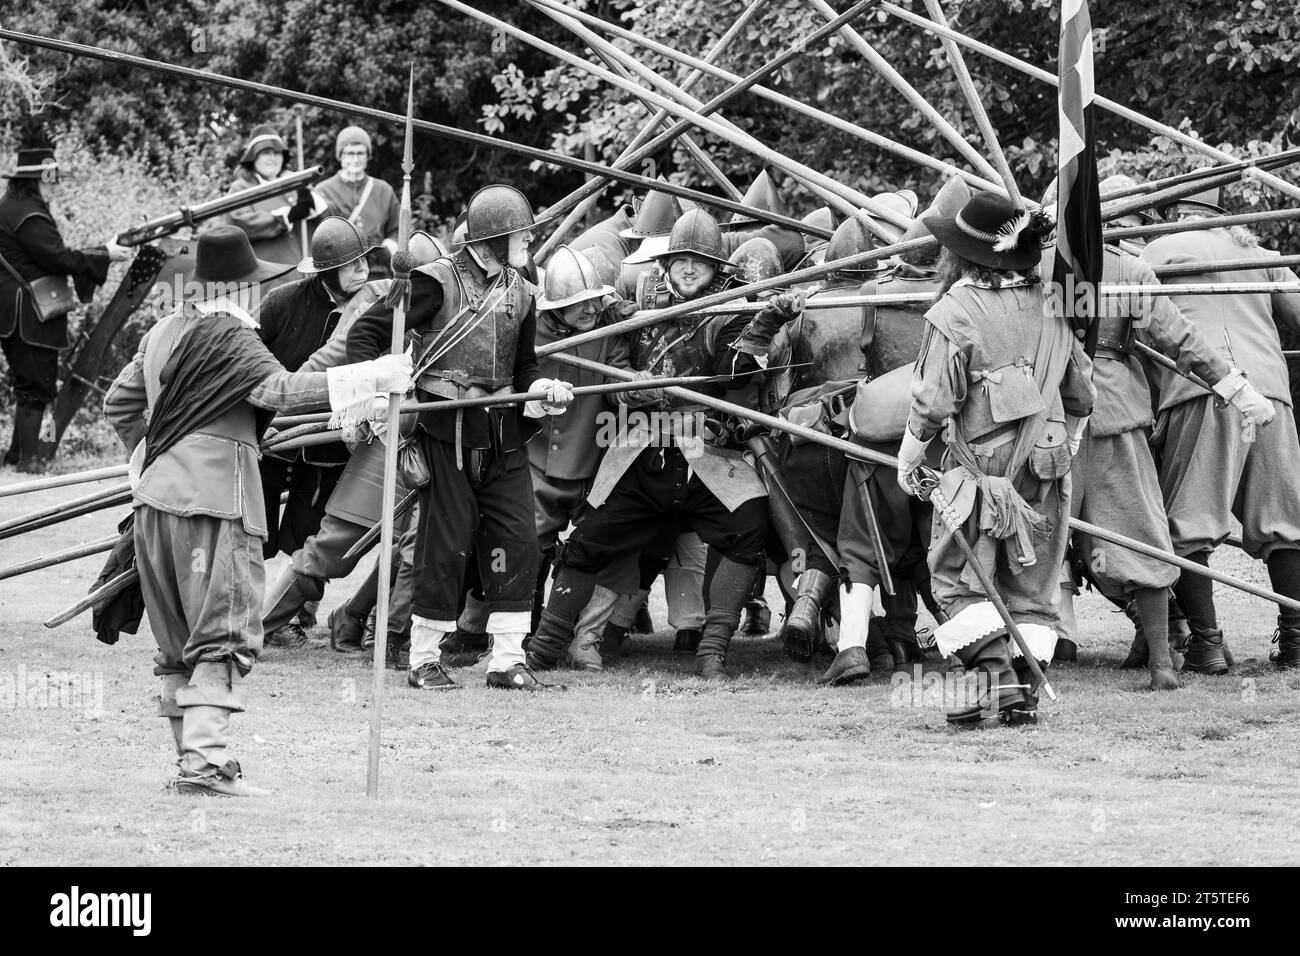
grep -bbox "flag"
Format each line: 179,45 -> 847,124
1052,0 -> 1104,357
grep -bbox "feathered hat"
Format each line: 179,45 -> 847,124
923,192 -> 1053,271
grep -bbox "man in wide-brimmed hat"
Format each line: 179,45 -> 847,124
1,146 -> 129,470
896,192 -> 1095,725
223,124 -> 324,269
1140,186 -> 1300,672
103,224 -> 411,796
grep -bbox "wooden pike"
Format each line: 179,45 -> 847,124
272,376 -> 713,428
438,0 -> 912,239
533,0 -> 870,231
535,0 -> 768,261
917,0 -> 1023,206
367,64 -> 416,800
0,481 -> 131,538
1105,208 -> 1300,241
805,0 -> 1001,184
528,0 -> 1005,197
0,464 -> 129,499
878,1 -> 1300,205
1095,146 -> 1300,205
532,4 -> 742,202
1152,254 -> 1300,278
1103,156 -> 1300,223
0,534 -> 120,583
45,567 -> 140,629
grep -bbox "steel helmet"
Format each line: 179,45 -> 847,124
661,208 -> 728,267
409,230 -> 448,268
824,217 -> 887,275
298,216 -> 374,273
538,245 -> 615,311
619,187 -> 682,240
728,236 -> 784,287
724,169 -> 787,229
465,184 -> 535,243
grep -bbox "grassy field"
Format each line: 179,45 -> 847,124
3,469 -> 1300,866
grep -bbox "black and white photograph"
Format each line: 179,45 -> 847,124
0,0 -> 1296,906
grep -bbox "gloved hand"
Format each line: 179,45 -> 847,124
736,290 -> 805,357
286,196 -> 314,224
1213,368 -> 1275,437
525,378 -> 574,418
606,297 -> 638,321
370,349 -> 414,394
1229,380 -> 1275,429
619,369 -> 665,407
895,427 -> 932,497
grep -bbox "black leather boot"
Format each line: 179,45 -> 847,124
1270,626 -> 1300,669
1181,625 -> 1229,675
673,627 -> 702,654
781,569 -> 831,663
13,404 -> 45,473
946,630 -> 1028,726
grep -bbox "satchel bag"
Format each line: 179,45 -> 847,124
0,250 -> 76,323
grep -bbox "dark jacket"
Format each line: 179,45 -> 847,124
257,274 -> 350,465
0,190 -> 110,349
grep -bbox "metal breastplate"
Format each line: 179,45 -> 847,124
415,252 -> 526,394
867,273 -> 934,378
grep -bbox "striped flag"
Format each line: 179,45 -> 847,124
1052,0 -> 1104,357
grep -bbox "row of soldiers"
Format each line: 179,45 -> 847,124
97,140 -> 1300,793
239,160 -> 1300,704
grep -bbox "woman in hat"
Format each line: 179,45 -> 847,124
0,146 -> 130,470
224,123 -> 324,269
896,192 -> 1095,725
103,224 -> 411,796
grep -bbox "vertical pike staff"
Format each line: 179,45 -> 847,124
295,108 -> 310,257
367,65 -> 416,799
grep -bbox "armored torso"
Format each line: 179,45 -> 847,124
414,250 -> 530,395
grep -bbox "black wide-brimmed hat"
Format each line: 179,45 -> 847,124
239,124 -> 290,167
4,147 -> 58,181
194,225 -> 295,294
924,192 -> 1052,271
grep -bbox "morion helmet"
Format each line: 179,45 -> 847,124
661,208 -> 729,267
298,216 -> 373,274
538,245 -> 614,310
465,184 -> 535,243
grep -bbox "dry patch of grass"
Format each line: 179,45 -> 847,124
2,479 -> 1300,866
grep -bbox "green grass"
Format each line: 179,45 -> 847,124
2,472 -> 1299,866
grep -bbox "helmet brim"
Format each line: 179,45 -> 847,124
297,245 -> 378,274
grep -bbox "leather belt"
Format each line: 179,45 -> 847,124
416,377 -> 512,469
1094,335 -> 1133,360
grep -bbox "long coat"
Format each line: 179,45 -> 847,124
0,190 -> 110,349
